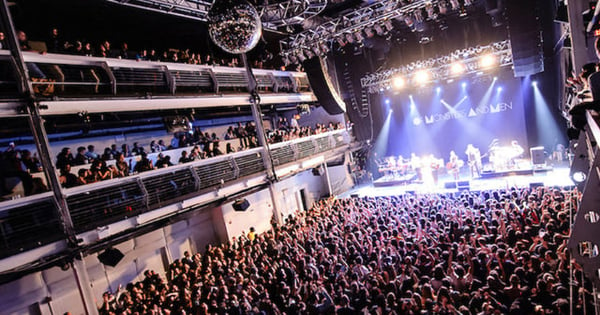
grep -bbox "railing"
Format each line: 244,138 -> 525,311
20,52 -> 311,99
0,129 -> 350,257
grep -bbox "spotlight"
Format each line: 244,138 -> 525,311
336,37 -> 346,47
436,87 -> 442,93
493,76 -> 498,81
383,20 -> 394,32
497,86 -> 503,92
389,109 -> 394,113
414,70 -> 431,85
364,27 -> 375,38
385,98 -> 391,105
345,33 -> 355,44
319,42 -> 330,54
532,81 -> 538,87
461,82 -> 467,89
354,31 -> 364,42
374,24 -> 385,36
450,62 -> 466,75
480,54 -> 497,68
392,76 -> 406,89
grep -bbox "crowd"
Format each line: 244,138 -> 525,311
97,186 -> 586,315
0,119 -> 345,194
53,120 -> 344,189
10,28 -> 276,70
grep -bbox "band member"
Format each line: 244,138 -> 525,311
411,153 -> 422,181
447,150 -> 463,180
510,140 -> 524,168
465,144 -> 482,178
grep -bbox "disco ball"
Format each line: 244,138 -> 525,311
207,0 -> 262,54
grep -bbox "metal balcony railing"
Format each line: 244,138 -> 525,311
0,129 -> 350,257
20,52 -> 311,99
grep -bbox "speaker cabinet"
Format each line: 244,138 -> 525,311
506,0 -> 543,77
444,181 -> 457,189
98,248 -> 124,267
530,182 -> 544,189
232,199 -> 250,211
303,57 -> 346,115
530,146 -> 545,165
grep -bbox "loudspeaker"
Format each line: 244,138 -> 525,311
98,248 -> 124,267
457,180 -> 470,188
530,146 -> 545,165
232,199 -> 250,211
312,166 -> 324,176
506,0 -> 543,77
529,182 -> 544,189
303,57 -> 346,115
444,181 -> 457,189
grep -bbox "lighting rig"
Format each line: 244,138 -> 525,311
105,0 -> 328,30
360,40 -> 513,93
280,0 -> 481,65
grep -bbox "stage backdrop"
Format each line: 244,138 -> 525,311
385,76 -> 528,161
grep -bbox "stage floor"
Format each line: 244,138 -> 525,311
346,166 -> 574,197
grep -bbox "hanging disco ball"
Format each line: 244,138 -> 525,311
207,0 -> 263,54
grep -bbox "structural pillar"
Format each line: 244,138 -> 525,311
241,53 -> 282,225
0,1 -> 98,313
322,163 -> 333,197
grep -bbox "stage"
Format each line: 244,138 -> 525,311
350,165 -> 574,197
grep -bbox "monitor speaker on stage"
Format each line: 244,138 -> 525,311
457,180 -> 470,191
444,182 -> 457,189
530,182 -> 544,189
303,57 -> 346,115
232,199 -> 250,211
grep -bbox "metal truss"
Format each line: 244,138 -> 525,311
280,0 -> 456,55
360,40 -> 513,93
260,0 -> 328,28
105,0 -> 327,28
105,0 -> 213,21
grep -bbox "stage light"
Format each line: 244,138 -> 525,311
345,33 -> 355,44
374,24 -> 385,36
385,98 -> 390,105
493,76 -> 498,81
364,26 -> 374,38
497,86 -> 503,92
414,70 -> 431,85
436,87 -> 442,93
383,20 -> 394,32
532,81 -> 538,87
461,82 -> 467,89
354,31 -> 364,42
480,54 -> 497,68
389,109 -> 394,113
392,76 -> 406,89
450,62 -> 466,75
336,37 -> 346,47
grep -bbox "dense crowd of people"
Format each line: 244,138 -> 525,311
97,186 -> 586,315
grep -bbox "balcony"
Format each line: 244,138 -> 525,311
0,129 -> 351,260
14,52 -> 315,115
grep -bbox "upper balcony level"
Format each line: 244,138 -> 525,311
0,51 -> 316,116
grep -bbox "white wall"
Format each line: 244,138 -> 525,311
0,162 -> 353,314
0,209 -> 219,315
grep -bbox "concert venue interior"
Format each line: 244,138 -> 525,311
1,0 -> 600,314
